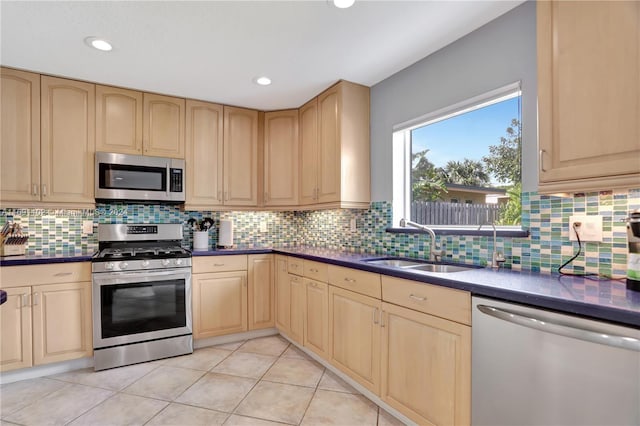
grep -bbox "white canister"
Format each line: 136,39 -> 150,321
193,231 -> 209,250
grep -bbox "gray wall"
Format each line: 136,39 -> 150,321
370,1 -> 537,201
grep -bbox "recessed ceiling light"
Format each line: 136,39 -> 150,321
254,76 -> 272,86
333,0 -> 355,8
84,37 -> 113,52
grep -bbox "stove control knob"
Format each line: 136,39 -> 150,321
162,259 -> 171,267
105,262 -> 114,270
120,262 -> 129,270
175,259 -> 183,266
141,260 -> 150,268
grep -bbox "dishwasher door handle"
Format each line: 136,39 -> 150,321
477,304 -> 640,352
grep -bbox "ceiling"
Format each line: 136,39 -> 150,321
0,0 -> 524,111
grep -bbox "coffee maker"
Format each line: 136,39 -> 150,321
627,210 -> 640,291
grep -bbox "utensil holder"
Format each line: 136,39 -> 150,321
193,231 -> 209,250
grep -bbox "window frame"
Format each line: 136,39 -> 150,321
391,82 -> 528,236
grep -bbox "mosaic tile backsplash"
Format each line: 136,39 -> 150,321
1,188 -> 639,278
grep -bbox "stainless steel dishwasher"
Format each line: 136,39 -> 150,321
472,296 -> 640,426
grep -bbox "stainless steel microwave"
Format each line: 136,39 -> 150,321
95,152 -> 185,203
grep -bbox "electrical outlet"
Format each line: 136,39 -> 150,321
350,218 -> 357,232
259,221 -> 267,233
82,220 -> 94,234
569,215 -> 603,242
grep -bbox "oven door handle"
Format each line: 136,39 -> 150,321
93,269 -> 190,284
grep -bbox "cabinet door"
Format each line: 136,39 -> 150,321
193,271 -> 247,339
0,68 -> 40,203
329,285 -> 381,394
275,255 -> 291,333
248,254 -> 274,330
185,100 -> 224,208
380,302 -> 471,426
32,282 -> 92,365
143,93 -> 185,159
304,278 -> 328,359
299,98 -> 318,205
95,85 -> 143,155
41,76 -> 95,204
0,287 -> 32,371
538,0 -> 640,190
264,110 -> 298,206
223,106 -> 258,206
317,86 -> 341,203
289,274 -> 305,345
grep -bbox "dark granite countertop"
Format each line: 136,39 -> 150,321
3,246 -> 638,328
0,251 -> 96,266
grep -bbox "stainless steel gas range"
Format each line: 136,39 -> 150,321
91,223 -> 193,371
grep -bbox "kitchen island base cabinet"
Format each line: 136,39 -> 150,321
380,302 -> 471,426
193,271 -> 248,339
328,285 -> 381,395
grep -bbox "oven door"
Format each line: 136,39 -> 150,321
92,268 -> 192,349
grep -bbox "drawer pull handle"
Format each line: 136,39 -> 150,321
291,264 -> 298,268
213,263 -> 225,267
373,307 -> 379,324
54,272 -> 72,277
310,268 -> 318,273
22,294 -> 29,307
380,310 -> 385,327
32,292 -> 39,306
310,281 -> 317,287
409,294 -> 427,302
343,278 -> 356,283
539,149 -> 547,173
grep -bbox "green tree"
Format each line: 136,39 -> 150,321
439,159 -> 490,186
496,182 -> 522,225
483,118 -> 521,184
411,149 -> 447,201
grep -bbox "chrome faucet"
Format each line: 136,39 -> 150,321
477,222 -> 505,268
399,218 -> 444,262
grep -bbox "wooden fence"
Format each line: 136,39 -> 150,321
411,201 -> 501,226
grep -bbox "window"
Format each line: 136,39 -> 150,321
392,83 -> 522,229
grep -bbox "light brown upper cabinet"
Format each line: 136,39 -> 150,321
185,103 -> 259,208
0,68 -> 40,204
185,100 -> 224,208
264,110 -> 299,207
95,85 -> 143,155
143,93 -> 185,159
40,76 -> 95,204
299,81 -> 370,209
537,0 -> 640,192
223,106 -> 259,206
96,88 -> 184,159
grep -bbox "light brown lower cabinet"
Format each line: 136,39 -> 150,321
303,278 -> 328,358
289,274 -> 305,345
275,255 -> 291,333
328,285 -> 381,395
248,254 -> 275,330
380,301 -> 471,426
0,281 -> 92,372
193,271 -> 247,338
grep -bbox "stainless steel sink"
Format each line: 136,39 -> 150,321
361,257 -> 476,273
404,263 -> 474,273
361,258 -> 424,268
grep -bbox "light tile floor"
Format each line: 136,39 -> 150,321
0,335 -> 406,426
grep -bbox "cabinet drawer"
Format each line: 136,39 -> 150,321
303,260 -> 328,282
328,265 -> 381,299
288,257 -> 304,276
381,276 -> 470,325
192,255 -> 247,274
0,262 -> 91,288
